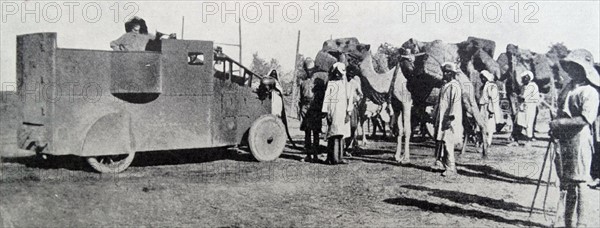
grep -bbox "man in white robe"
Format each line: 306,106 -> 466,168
479,70 -> 503,147
433,62 -> 463,177
520,71 -> 540,140
322,63 -> 352,164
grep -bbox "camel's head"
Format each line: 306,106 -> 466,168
314,37 -> 371,77
398,48 -> 429,80
398,38 -> 427,79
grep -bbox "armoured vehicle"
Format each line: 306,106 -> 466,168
17,33 -> 286,173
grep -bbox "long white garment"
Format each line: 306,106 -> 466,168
271,80 -> 284,117
479,82 -> 503,125
521,83 -> 540,138
322,77 -> 352,139
434,79 -> 463,145
479,81 -> 502,143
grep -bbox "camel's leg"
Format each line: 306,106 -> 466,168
359,114 -> 369,146
394,110 -> 405,162
476,117 -> 489,158
359,118 -> 366,146
464,93 -> 488,158
371,117 -> 377,138
460,134 -> 468,155
382,120 -> 387,138
403,102 -> 412,161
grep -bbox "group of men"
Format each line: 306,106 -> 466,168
298,59 -> 362,165
297,50 -> 599,227
111,17 -> 599,227
477,49 -> 600,227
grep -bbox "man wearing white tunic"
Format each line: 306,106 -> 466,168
433,62 -> 463,176
322,63 -> 353,165
346,75 -> 363,155
550,49 -> 599,227
479,70 -> 503,147
518,71 -> 540,141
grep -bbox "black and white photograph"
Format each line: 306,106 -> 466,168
1,1 -> 599,227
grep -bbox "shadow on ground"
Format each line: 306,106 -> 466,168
400,184 -> 543,213
384,196 -> 547,227
458,163 -> 542,185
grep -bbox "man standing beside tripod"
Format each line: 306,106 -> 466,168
549,49 -> 600,227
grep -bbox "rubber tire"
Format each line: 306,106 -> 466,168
248,114 -> 286,162
86,152 -> 135,173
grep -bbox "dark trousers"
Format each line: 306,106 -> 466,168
592,142 -> 600,180
304,130 -> 320,158
563,182 -> 591,227
327,136 -> 344,164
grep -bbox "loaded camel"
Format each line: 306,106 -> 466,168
313,38 -> 413,163
313,37 -> 503,162
396,37 -> 502,157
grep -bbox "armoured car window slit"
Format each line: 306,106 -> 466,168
188,52 -> 204,65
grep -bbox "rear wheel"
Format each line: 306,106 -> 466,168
86,153 -> 135,173
248,114 -> 286,162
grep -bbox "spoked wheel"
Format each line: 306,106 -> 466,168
86,152 -> 135,173
248,114 -> 286,162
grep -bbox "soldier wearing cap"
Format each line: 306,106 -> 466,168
479,70 -> 503,147
550,49 -> 600,227
432,62 -> 463,176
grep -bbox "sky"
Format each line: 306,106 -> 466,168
1,0 -> 599,88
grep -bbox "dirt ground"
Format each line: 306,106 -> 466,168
1,93 -> 599,227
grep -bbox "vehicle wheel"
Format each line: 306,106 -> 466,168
248,114 -> 286,162
86,152 -> 135,173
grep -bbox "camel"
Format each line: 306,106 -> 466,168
357,51 -> 413,163
313,38 -> 413,162
397,37 -> 501,157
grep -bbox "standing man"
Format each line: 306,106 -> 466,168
432,62 -> 463,177
268,69 -> 284,118
520,71 -> 540,142
322,63 -> 352,165
299,58 -> 326,162
550,49 -> 599,227
346,75 -> 364,155
479,70 -> 503,147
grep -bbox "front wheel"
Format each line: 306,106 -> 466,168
248,114 -> 286,162
86,152 -> 135,173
